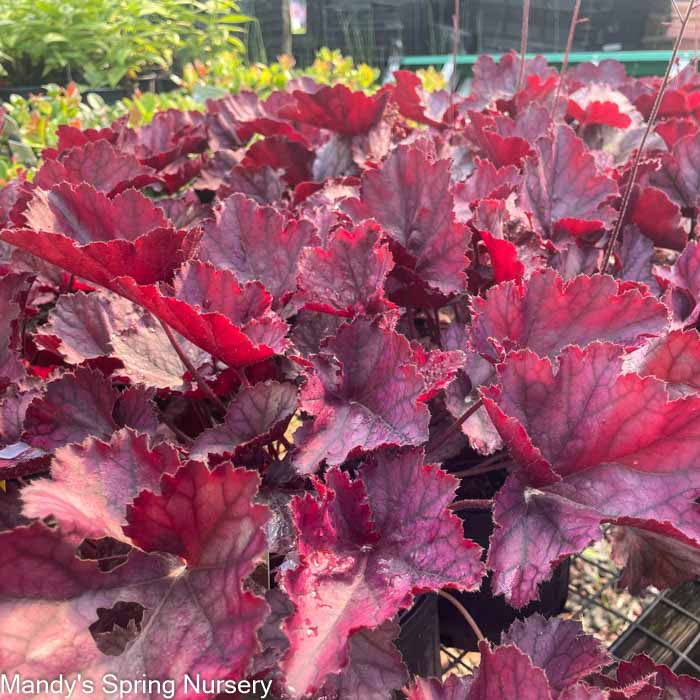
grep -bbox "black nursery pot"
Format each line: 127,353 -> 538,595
397,595 -> 442,678
439,507 -> 570,649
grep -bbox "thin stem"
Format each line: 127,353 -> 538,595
550,0 -> 581,119
234,366 -> 251,388
601,0 -> 696,274
672,0 -> 684,22
452,453 -> 508,478
516,0 -> 531,93
159,412 -> 194,445
450,0 -> 461,99
438,590 -> 485,643
159,319 -> 227,413
450,498 -> 494,511
442,398 -> 484,442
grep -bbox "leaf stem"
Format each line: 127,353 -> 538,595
159,412 -> 194,445
452,453 -> 508,478
159,319 -> 227,413
450,498 -> 494,511
601,0 -> 697,274
550,0 -> 581,119
442,397 -> 484,441
450,0 -> 461,99
516,0 -> 531,93
438,590 -> 485,643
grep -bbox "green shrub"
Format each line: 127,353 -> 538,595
0,0 -> 250,88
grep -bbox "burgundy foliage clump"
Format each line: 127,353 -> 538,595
0,52 -> 698,699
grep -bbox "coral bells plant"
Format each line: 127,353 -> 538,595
1,50 -> 700,700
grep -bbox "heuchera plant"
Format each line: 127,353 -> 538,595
0,53 -> 699,699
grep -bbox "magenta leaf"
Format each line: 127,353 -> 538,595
298,221 -> 394,317
468,642 -> 553,700
664,240 -> 700,325
281,449 -> 483,697
200,193 -> 318,303
471,270 -> 668,361
349,144 -> 470,296
23,428 -> 181,541
293,316 -> 430,474
502,615 -> 610,696
484,343 -> 700,606
518,125 -> 617,241
37,290 -> 206,389
24,367 -> 119,450
191,381 -> 297,459
407,675 -> 472,700
0,462 -> 269,698
650,130 -> 700,210
317,621 -> 409,700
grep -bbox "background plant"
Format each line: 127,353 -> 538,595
0,0 -> 250,88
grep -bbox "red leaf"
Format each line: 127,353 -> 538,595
655,118 -> 698,149
625,329 -> 700,396
465,111 -> 533,168
279,84 -> 389,136
392,70 -> 450,128
2,183 -> 197,288
293,316 -> 430,473
111,271 -> 283,369
35,139 -> 158,195
243,136 -> 314,187
54,124 -> 116,153
23,428 -> 181,541
519,125 -> 617,241
115,108 -> 207,170
200,193 -> 318,302
483,343 -> 700,606
298,221 -> 395,317
567,99 -> 632,129
281,450 -> 483,696
480,230 -> 524,284
627,186 -> 686,251
471,270 -> 668,361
